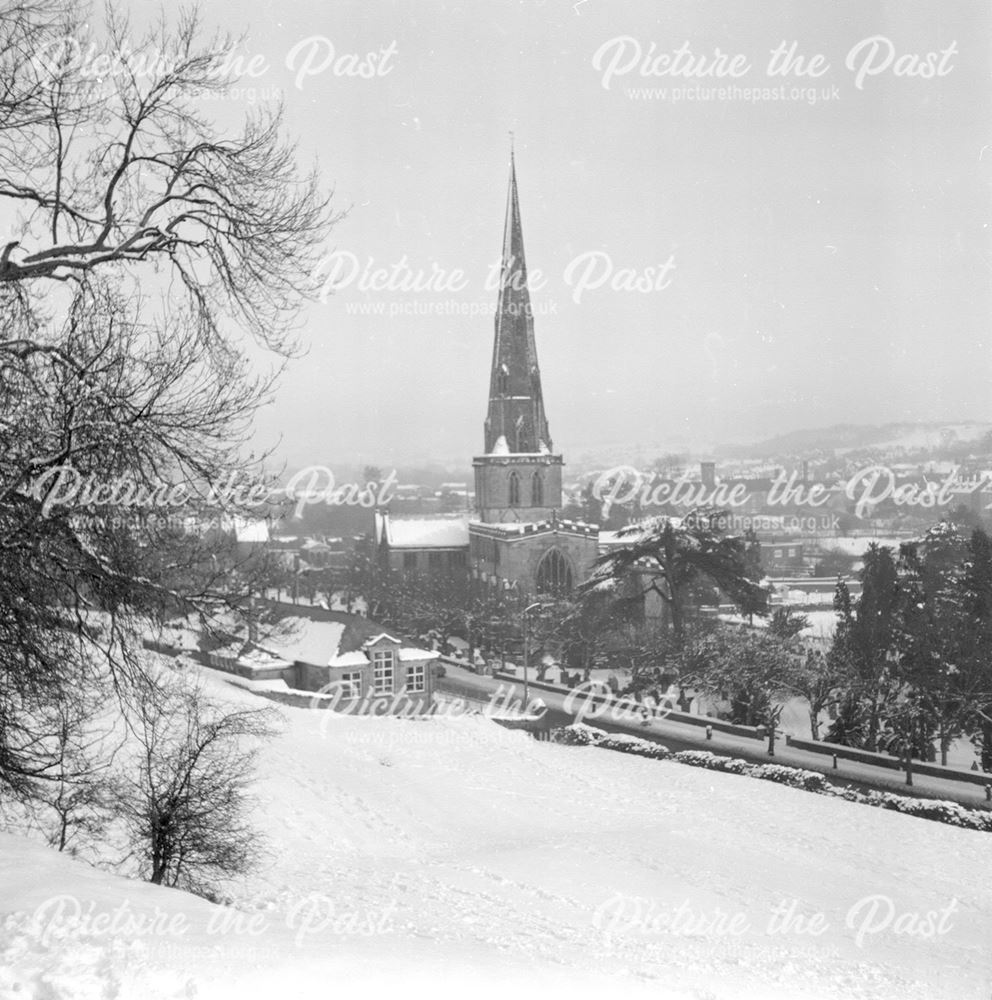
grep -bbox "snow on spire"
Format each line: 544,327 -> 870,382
484,147 -> 552,455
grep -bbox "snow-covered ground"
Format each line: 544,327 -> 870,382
3,664 -> 991,999
718,610 -> 838,639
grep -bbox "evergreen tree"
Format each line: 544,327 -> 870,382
580,508 -> 769,648
829,546 -> 901,751
684,625 -> 797,730
960,528 -> 992,769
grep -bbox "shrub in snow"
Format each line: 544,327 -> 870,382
550,723 -> 607,746
557,722 -> 992,835
719,758 -> 754,776
668,752 -> 827,792
819,783 -> 992,832
748,764 -> 829,792
798,771 -> 830,793
861,792 -> 992,832
597,734 -> 670,759
671,750 -> 741,771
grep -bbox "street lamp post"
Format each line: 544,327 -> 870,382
522,601 -> 549,710
523,625 -> 530,707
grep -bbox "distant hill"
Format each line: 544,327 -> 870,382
721,422 -> 992,459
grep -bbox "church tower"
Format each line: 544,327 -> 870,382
473,151 -> 564,523
469,150 -> 599,597
376,150 -> 599,596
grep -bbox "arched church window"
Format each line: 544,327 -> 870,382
496,364 -> 509,395
535,549 -> 573,595
532,470 -> 543,506
508,471 -> 521,507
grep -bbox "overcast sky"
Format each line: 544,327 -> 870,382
78,2 -> 992,467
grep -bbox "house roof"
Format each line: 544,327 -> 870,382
327,650 -> 370,668
253,602 -> 438,667
263,619 -> 349,666
382,516 -> 470,549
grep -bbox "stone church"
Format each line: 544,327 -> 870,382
374,153 -> 601,596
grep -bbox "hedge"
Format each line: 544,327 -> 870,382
548,724 -> 990,833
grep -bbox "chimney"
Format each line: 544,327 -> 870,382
700,461 -> 716,489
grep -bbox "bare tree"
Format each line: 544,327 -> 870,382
0,659 -> 121,854
116,668 -> 278,898
0,1 -> 337,795
0,3 -> 337,348
35,675 -> 121,854
785,648 -> 843,741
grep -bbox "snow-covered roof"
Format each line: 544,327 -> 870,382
398,647 -> 441,662
203,601 -> 437,672
598,530 -> 628,547
364,632 -> 403,646
238,646 -> 293,671
384,517 -> 470,549
327,650 -> 370,668
265,619 -> 348,667
223,516 -> 269,543
818,536 -> 907,557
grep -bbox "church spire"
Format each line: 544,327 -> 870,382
484,149 -> 552,455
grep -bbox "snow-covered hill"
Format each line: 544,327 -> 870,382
3,665 -> 991,999
719,421 -> 992,460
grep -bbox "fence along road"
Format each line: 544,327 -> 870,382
436,661 -> 992,810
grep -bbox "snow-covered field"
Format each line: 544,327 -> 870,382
3,664 -> 991,999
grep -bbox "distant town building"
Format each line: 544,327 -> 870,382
373,513 -> 469,575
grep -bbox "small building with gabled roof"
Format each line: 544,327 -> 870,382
202,601 -> 439,713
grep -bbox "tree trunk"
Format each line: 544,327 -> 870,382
668,587 -> 685,650
809,709 -> 820,741
866,700 -> 880,752
150,844 -> 166,884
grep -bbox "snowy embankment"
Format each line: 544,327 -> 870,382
3,664 -> 991,999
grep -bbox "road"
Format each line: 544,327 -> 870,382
437,662 -> 992,809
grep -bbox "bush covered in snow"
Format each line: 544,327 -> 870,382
553,724 -> 991,834
666,753 -> 827,790
671,749 -> 734,770
720,759 -> 754,776
749,763 -> 830,792
825,788 -> 992,833
671,751 -> 756,776
550,725 -> 669,758
549,724 -> 607,746
597,733 -> 670,759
